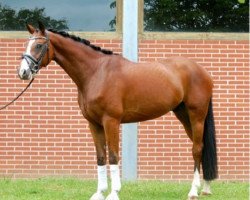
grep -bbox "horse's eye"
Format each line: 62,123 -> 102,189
36,44 -> 42,49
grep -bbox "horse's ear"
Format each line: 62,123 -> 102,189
26,23 -> 35,34
38,21 -> 45,34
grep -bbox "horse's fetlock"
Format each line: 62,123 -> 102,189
97,156 -> 106,166
109,151 -> 119,165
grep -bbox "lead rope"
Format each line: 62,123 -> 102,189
0,78 -> 34,110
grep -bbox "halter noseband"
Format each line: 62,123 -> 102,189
22,33 -> 49,74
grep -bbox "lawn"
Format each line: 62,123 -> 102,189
0,178 -> 248,200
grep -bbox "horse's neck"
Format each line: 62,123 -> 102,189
49,32 -> 102,89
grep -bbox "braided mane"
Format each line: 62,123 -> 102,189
48,29 -> 114,55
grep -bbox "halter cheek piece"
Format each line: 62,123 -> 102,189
22,32 -> 49,74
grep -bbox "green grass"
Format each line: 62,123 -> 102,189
0,178 -> 248,200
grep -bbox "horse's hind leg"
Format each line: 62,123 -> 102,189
186,103 -> 209,200
173,102 -> 202,200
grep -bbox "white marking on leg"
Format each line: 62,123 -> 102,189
106,164 -> 121,200
90,165 -> 107,200
97,165 -> 108,192
202,180 -> 212,195
110,165 -> 121,192
188,168 -> 201,198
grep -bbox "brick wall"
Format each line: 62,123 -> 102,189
0,36 -> 249,181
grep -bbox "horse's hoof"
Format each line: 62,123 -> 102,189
201,191 -> 212,196
187,196 -> 199,200
105,191 -> 119,200
90,192 -> 105,200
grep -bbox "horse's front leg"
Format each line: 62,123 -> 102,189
103,116 -> 121,200
89,122 -> 108,200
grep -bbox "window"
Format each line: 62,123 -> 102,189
0,0 -> 116,31
144,0 -> 249,32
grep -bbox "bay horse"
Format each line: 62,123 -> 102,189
18,22 -> 217,200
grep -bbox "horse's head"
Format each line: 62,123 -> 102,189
18,21 -> 53,80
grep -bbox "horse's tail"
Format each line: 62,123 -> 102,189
202,98 -> 218,180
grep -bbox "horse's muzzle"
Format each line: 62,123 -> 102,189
17,67 -> 32,80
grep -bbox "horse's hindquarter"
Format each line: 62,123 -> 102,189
120,61 -> 184,123
160,57 -> 214,107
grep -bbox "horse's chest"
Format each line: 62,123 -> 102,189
78,92 -> 106,124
